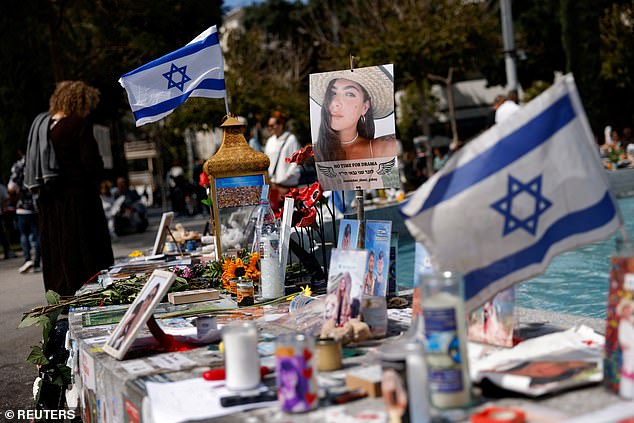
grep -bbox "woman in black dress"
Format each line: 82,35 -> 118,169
38,81 -> 114,296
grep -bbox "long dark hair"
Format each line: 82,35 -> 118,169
315,78 -> 375,161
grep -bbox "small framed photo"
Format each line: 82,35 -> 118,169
337,219 -> 360,249
467,287 -> 515,347
210,174 -> 266,256
324,248 -> 368,326
151,212 -> 174,255
364,220 -> 392,296
103,270 -> 176,360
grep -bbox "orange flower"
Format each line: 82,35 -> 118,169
221,254 -> 261,287
221,278 -> 231,290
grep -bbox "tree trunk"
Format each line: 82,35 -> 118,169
416,79 -> 433,178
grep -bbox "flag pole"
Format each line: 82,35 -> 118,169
223,94 -> 230,116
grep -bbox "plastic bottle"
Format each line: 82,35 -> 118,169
246,185 -> 270,254
253,186 -> 284,299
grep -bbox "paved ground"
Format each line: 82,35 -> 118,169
0,209 -> 209,415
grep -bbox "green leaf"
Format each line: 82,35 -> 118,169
201,196 -> 213,207
41,319 -> 54,350
19,314 -> 51,329
26,346 -> 49,365
48,308 -> 63,325
51,364 -> 72,386
45,290 -> 61,305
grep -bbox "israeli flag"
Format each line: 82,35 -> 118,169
119,26 -> 226,127
401,75 -> 621,313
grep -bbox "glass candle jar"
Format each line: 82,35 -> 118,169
275,333 -> 318,413
237,279 -> 255,307
222,321 -> 260,390
230,277 -> 240,299
420,271 -> 471,409
315,338 -> 342,371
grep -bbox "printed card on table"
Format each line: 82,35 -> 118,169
325,249 -> 368,327
309,64 -> 399,191
605,255 -> 634,398
363,220 -> 392,296
467,287 -> 515,347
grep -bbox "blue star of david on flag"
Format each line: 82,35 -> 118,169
491,174 -> 552,236
401,76 -> 622,312
163,63 -> 191,92
119,26 -> 226,126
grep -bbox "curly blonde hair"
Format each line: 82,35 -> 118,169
49,81 -> 100,117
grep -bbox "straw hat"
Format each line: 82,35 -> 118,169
310,65 -> 394,119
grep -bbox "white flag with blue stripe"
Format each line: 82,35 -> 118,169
119,26 -> 226,127
401,75 -> 621,313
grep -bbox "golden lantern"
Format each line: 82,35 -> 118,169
204,116 -> 270,257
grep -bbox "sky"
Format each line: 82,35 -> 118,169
224,0 -> 259,10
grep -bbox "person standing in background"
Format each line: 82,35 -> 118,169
248,120 -> 263,152
25,81 -> 113,296
622,127 -> 633,154
0,182 -> 17,260
264,111 -> 301,210
495,90 -> 521,124
8,148 -> 41,272
487,94 -> 506,128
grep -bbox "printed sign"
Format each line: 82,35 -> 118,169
309,64 -> 398,191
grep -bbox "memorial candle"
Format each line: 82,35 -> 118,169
260,235 -> 283,299
421,272 -> 471,409
222,322 -> 260,390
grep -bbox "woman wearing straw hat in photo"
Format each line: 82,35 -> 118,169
310,65 -> 397,162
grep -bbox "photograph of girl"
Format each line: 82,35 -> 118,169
325,248 -> 368,326
103,270 -> 176,359
309,64 -> 398,191
277,357 -> 310,412
337,218 -> 360,249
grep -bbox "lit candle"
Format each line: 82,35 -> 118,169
222,322 -> 260,390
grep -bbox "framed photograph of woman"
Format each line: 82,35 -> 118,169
103,270 -> 176,360
309,64 -> 399,191
325,248 -> 368,326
